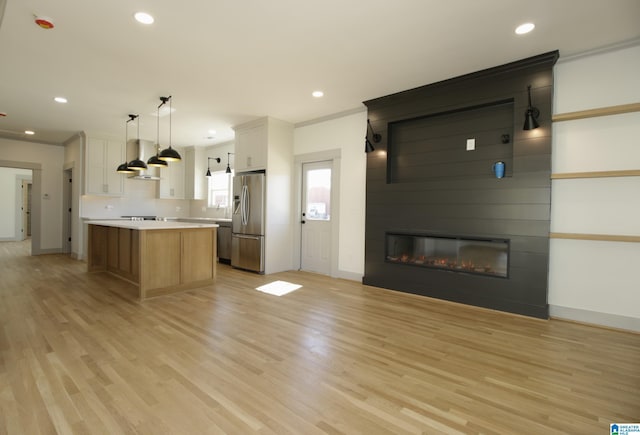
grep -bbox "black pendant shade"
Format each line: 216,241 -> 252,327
148,153 -> 168,167
148,100 -> 168,167
127,157 -> 147,171
523,85 -> 540,130
159,146 -> 181,162
158,95 -> 182,162
365,138 -> 375,153
116,114 -> 138,173
127,116 -> 147,170
117,162 -> 135,174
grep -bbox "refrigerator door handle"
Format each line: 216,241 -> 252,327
242,184 -> 250,226
233,234 -> 260,240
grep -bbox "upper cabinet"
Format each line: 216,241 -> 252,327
85,135 -> 124,196
234,120 -> 268,172
184,147 -> 206,200
158,147 -> 185,199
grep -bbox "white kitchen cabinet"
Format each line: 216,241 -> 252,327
184,147 -> 207,200
85,136 -> 124,196
234,121 -> 267,172
158,149 -> 185,199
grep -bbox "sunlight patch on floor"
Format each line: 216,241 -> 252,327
255,280 -> 302,296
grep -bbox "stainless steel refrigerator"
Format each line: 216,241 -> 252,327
231,171 -> 265,273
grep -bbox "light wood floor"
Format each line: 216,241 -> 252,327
1,240 -> 638,434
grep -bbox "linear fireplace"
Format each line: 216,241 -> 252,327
386,233 -> 509,278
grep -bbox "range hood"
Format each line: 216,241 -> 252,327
126,139 -> 161,180
129,173 -> 161,181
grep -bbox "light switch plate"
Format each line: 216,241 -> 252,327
466,138 -> 475,151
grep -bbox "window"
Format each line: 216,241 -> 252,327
207,170 -> 233,208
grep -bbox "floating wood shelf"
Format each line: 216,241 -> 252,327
552,102 -> 640,122
551,170 -> 640,180
550,232 -> 640,243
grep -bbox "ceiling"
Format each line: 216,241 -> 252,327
0,0 -> 639,147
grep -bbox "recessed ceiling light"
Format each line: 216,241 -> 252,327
134,12 -> 154,25
515,23 -> 535,35
25,130 -> 35,135
54,96 -> 68,103
208,129 -> 217,135
312,91 -> 324,98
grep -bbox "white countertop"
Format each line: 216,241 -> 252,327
178,217 -> 232,223
88,220 -> 219,230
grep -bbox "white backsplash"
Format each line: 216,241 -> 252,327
81,178 -> 190,219
189,199 -> 231,219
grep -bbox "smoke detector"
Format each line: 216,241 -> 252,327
34,16 -> 54,29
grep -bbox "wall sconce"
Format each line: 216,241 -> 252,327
365,119 -> 381,153
158,96 -> 182,161
523,85 -> 540,130
126,114 -> 148,171
205,157 -> 221,177
117,114 -> 137,173
225,152 -> 234,174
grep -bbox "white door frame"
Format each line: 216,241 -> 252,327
2,160 -> 41,254
62,168 -> 72,254
14,174 -> 32,240
293,149 -> 341,277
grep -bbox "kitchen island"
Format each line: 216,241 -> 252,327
87,220 -> 218,300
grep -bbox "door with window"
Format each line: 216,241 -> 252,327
301,161 -> 332,275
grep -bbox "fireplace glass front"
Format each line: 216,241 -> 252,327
386,233 -> 509,278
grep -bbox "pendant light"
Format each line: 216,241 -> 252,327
117,115 -> 137,173
127,114 -> 147,171
205,157 -> 221,177
158,95 -> 182,162
148,97 -> 168,167
225,152 -> 234,174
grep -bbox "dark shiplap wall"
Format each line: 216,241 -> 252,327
363,52 -> 558,318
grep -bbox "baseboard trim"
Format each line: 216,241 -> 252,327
550,305 -> 640,333
31,248 -> 64,256
337,270 -> 363,282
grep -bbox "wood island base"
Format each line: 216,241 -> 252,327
88,223 -> 217,300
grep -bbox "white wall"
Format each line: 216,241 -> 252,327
549,43 -> 640,332
294,109 -> 367,279
0,138 -> 65,253
0,167 -> 31,239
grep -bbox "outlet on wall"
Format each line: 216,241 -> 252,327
466,138 -> 476,151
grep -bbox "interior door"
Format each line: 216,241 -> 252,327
300,161 -> 332,275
